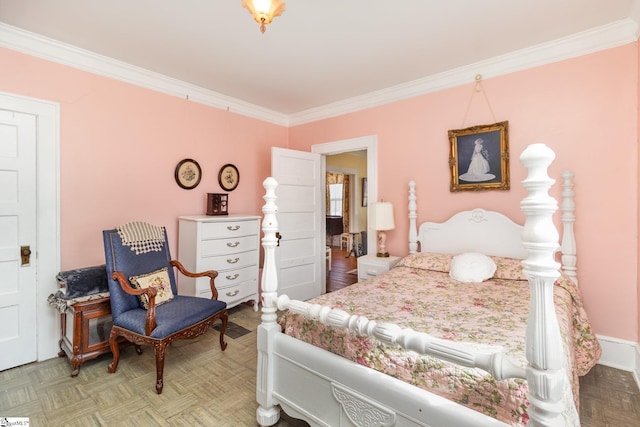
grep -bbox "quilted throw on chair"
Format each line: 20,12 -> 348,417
117,221 -> 165,254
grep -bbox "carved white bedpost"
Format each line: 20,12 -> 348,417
520,144 -> 565,427
256,177 -> 281,427
560,171 -> 577,285
408,181 -> 418,254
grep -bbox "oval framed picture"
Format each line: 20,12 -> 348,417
218,163 -> 240,191
175,159 -> 202,190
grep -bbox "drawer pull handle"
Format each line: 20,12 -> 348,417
366,269 -> 378,276
226,274 -> 239,280
227,225 -> 240,231
226,290 -> 240,297
227,241 -> 240,248
226,257 -> 240,264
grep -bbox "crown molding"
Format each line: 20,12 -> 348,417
289,18 -> 639,126
0,23 -> 289,126
0,18 -> 637,128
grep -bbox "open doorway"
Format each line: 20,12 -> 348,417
326,155 -> 366,250
312,135 -> 378,292
325,158 -> 364,292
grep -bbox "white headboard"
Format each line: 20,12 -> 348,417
418,208 -> 529,259
408,172 -> 577,282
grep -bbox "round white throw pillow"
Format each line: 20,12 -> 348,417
449,252 -> 497,283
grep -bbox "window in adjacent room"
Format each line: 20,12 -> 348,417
328,183 -> 343,217
326,172 -> 350,232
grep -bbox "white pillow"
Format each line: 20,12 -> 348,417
449,252 -> 497,283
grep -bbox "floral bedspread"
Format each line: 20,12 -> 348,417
278,253 -> 601,426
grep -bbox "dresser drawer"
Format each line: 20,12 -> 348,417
201,235 -> 257,256
199,249 -> 258,271
200,220 -> 259,239
213,265 -> 257,288
193,265 -> 257,293
358,264 -> 388,281
357,255 -> 401,282
197,279 -> 257,306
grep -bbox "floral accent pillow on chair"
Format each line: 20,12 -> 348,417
129,267 -> 175,309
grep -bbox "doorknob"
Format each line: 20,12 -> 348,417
21,245 -> 32,265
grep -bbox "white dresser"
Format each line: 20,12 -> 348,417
178,215 -> 260,309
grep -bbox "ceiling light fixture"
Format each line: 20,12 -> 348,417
241,0 -> 285,34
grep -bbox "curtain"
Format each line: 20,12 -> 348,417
342,175 -> 350,232
325,172 -> 350,233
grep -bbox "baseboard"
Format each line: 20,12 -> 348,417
596,334 -> 640,389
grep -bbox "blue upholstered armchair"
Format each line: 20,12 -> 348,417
103,223 -> 228,394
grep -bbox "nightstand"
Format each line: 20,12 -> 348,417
357,254 -> 401,282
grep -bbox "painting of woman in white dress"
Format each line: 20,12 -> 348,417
458,138 -> 495,182
448,121 -> 510,192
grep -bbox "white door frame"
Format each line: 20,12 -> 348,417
312,135 -> 377,257
1,91 -> 61,361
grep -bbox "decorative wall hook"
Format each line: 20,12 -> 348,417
460,73 -> 497,127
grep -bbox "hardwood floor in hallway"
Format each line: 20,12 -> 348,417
326,246 -> 358,293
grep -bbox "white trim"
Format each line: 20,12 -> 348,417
312,136 -> 377,256
637,342 -> 640,389
326,165 -> 358,175
290,19 -> 638,125
0,23 -> 289,127
0,91 -> 61,361
596,334 -> 640,390
636,342 -> 640,390
0,19 -> 637,127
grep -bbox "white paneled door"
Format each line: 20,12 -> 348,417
271,147 -> 323,301
0,109 -> 37,370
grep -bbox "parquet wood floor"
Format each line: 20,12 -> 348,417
580,364 -> 640,426
0,249 -> 637,426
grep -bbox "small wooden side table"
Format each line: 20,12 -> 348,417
57,296 -> 118,376
346,232 -> 361,258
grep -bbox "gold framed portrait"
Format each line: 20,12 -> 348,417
448,121 -> 510,192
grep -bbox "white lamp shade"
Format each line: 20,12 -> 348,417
373,202 -> 395,231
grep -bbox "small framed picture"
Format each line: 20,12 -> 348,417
218,164 -> 240,191
174,159 -> 202,190
448,121 -> 510,192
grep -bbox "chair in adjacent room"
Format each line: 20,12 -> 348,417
340,233 -> 353,251
103,222 -> 228,394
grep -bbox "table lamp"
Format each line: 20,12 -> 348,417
373,201 -> 395,257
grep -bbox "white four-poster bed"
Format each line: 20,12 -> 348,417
255,144 -> 600,427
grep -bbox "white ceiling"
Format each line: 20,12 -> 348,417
0,0 -> 638,124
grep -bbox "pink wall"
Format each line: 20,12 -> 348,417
0,47 -> 288,270
1,42 -> 638,343
290,44 -> 639,342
